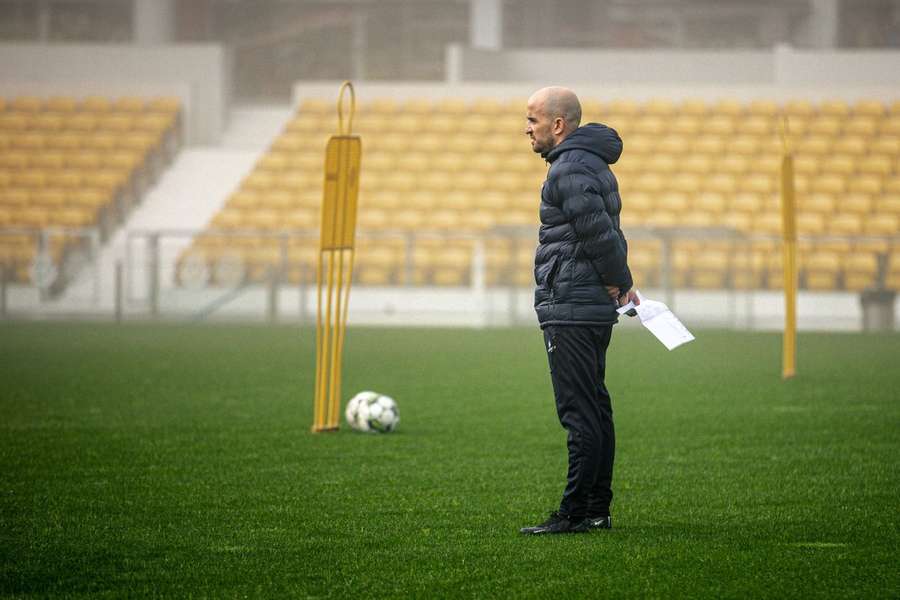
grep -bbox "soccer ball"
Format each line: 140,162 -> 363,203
345,391 -> 399,433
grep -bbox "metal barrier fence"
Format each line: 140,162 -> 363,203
1,226 -> 896,330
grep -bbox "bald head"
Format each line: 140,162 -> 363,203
530,87 -> 581,130
525,86 -> 582,155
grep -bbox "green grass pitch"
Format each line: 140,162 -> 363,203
1,322 -> 898,598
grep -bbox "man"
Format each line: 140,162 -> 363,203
520,87 -> 639,535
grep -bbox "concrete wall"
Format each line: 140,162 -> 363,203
292,81 -> 899,109
0,44 -> 230,145
447,43 -> 900,89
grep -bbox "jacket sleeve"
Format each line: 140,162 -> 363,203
550,163 -> 632,289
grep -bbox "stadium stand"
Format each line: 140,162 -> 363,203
0,95 -> 181,287
181,97 -> 899,291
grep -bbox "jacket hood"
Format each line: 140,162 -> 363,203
544,123 -> 622,165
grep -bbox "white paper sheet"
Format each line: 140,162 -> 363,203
617,290 -> 695,350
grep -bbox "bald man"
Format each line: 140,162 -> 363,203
520,87 -> 639,535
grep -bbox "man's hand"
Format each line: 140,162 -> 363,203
618,289 -> 640,308
605,286 -> 640,308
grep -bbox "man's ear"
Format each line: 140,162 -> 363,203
552,117 -> 565,135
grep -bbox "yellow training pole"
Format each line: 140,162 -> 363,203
312,81 -> 361,432
779,115 -> 798,379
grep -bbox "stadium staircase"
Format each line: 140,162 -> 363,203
180,96 -> 900,293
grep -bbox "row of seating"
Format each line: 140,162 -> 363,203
285,112 -> 900,138
0,96 -> 181,114
0,96 -> 183,285
297,97 -> 900,118
175,235 -> 900,291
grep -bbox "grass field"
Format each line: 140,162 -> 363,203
1,322 -> 898,598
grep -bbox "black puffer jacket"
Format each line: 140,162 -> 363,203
533,123 -> 633,327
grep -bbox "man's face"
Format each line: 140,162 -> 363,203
525,98 -> 555,155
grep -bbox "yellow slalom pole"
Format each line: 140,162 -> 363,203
779,115 -> 798,379
312,81 -> 361,432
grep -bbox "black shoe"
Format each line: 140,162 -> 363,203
520,512 -> 590,535
587,515 -> 612,529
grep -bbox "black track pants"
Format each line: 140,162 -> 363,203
542,324 -> 615,520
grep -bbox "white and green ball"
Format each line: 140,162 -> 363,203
345,391 -> 399,433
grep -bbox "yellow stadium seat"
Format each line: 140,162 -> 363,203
81,96 -> 112,112
819,99 -> 850,117
810,174 -> 846,195
0,151 -> 28,169
655,135 -> 687,154
881,116 -> 900,135
32,113 -> 66,131
848,175 -> 882,195
854,99 -> 885,118
747,99 -> 779,117
820,154 -> 856,175
828,214 -> 862,235
719,155 -> 750,174
832,135 -> 867,155
101,113 -> 136,133
801,192 -> 835,213
668,116 -> 701,135
844,116 -> 878,136
53,170 -> 83,189
633,117 -> 667,135
229,190 -> 260,210
607,99 -> 640,117
693,136 -> 726,155
807,117 -> 842,136
113,96 -> 146,113
797,136 -> 831,154
17,206 -> 51,227
395,209 -> 424,230
711,99 -> 743,117
134,113 -> 174,133
0,112 -> 31,130
643,98 -> 676,116
471,98 -> 505,115
738,175 -> 775,194
695,192 -> 726,213
871,136 -> 900,154
434,98 -> 467,115
730,135 -> 765,156
147,97 -> 181,113
785,99 -> 815,117
859,155 -> 893,176
793,155 -> 819,175
667,173 -> 700,194
737,116 -> 772,136
681,155 -> 713,175
797,213 -> 825,234
419,172 -> 453,192
863,214 -> 898,236
705,116 -> 736,135
11,96 -> 42,112
44,96 -> 78,112
681,212 -> 716,228
262,190 -> 295,210
71,189 -> 110,209
14,169 -> 48,188
646,154 -> 677,173
677,99 -> 706,116
731,192 -> 762,213
0,188 -> 30,207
